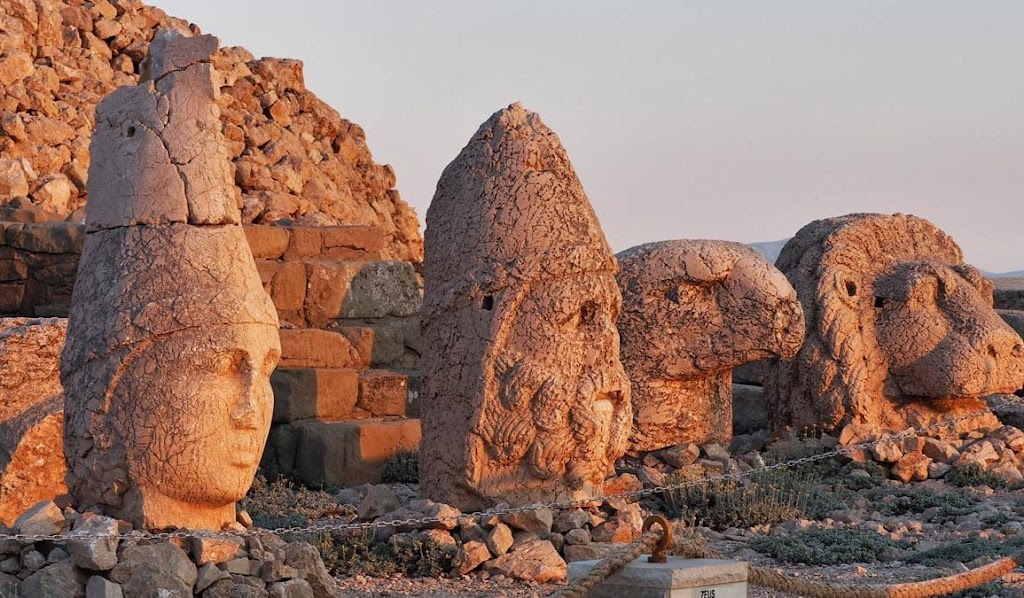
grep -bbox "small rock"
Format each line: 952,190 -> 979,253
501,508 -> 553,538
223,557 -> 257,576
485,523 -> 514,556
67,514 -> 119,571
189,536 -> 244,566
551,510 -> 590,534
357,485 -> 401,521
46,547 -> 69,564
991,461 -> 1024,484
195,562 -> 230,593
21,561 -> 86,597
283,542 -> 341,598
110,543 -> 197,597
268,578 -> 314,598
22,550 -> 46,572
486,539 -> 566,583
14,500 -> 65,537
928,462 -> 952,479
564,528 -> 591,545
872,439 -> 903,463
922,437 -> 960,463
659,443 -> 701,468
839,423 -> 883,446
991,426 -> 1024,452
959,440 -> 1000,465
85,575 -> 123,598
236,510 -> 254,529
261,559 -> 299,582
892,452 -> 931,483
702,443 -> 731,464
455,541 -> 490,575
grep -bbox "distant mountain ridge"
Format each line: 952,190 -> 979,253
748,239 -> 1021,278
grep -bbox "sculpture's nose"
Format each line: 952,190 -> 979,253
230,381 -> 262,429
980,322 -> 1024,361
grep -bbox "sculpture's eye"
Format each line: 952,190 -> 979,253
874,296 -> 886,309
845,281 -> 858,297
579,301 -> 597,326
481,295 -> 494,311
665,284 -> 703,305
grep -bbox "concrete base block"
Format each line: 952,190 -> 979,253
568,557 -> 748,598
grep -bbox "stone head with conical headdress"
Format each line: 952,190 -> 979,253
61,29 -> 280,531
420,103 -> 631,510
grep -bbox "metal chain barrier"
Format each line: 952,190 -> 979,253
4,393 -> 1024,548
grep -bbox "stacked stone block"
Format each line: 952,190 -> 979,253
0,222 -> 423,489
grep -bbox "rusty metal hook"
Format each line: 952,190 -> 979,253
642,515 -> 673,563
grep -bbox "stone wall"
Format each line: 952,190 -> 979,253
0,221 -> 423,488
0,0 -> 422,263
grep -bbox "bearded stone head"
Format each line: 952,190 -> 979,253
419,103 -> 631,510
617,240 -> 804,450
766,213 -> 1024,436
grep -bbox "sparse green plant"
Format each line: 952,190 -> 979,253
316,530 -> 456,577
664,467 -> 816,530
981,512 -> 1012,527
945,462 -> 1008,489
381,450 -> 419,484
751,528 -> 914,565
242,476 -> 353,529
907,536 -> 1024,566
875,487 -> 977,523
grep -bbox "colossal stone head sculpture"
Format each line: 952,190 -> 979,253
617,240 -> 805,451
61,30 -> 280,530
766,213 -> 1024,436
419,103 -> 631,510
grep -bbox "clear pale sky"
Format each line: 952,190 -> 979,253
155,1 -> 1022,273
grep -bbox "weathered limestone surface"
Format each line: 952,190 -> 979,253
766,213 -> 1024,436
420,103 -> 631,510
61,31 -> 280,531
616,240 -> 804,450
0,318 -> 67,525
0,0 -> 420,262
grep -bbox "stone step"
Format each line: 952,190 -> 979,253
244,224 -> 385,261
277,328 -> 371,369
271,367 -> 410,424
261,418 -> 421,487
256,258 -> 420,328
271,367 -> 359,424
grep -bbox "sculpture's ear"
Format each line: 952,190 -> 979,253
952,264 -> 994,303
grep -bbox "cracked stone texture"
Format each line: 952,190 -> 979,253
616,240 -> 805,451
0,318 -> 67,526
61,30 -> 280,531
765,213 -> 1024,436
0,0 -> 420,263
420,103 -> 631,511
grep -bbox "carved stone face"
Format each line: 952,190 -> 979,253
115,323 -> 280,510
874,262 -> 1024,399
766,213 -> 1024,436
494,272 -> 630,488
616,240 -> 805,450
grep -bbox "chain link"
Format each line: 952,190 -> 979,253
5,394 -> 1023,544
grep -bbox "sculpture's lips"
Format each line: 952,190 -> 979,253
230,433 -> 261,467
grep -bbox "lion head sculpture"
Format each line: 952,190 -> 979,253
765,213 -> 1024,436
617,240 -> 805,450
